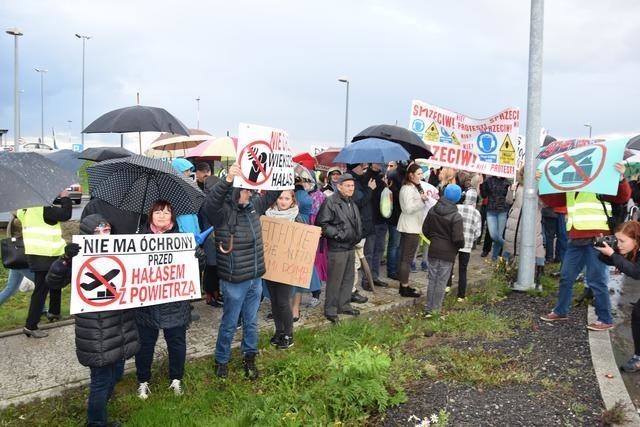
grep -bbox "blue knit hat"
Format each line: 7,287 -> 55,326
443,184 -> 462,203
171,158 -> 194,173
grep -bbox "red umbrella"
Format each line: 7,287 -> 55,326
292,152 -> 317,170
314,147 -> 345,171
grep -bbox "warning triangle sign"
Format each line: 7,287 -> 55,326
499,134 -> 515,165
424,122 -> 439,142
451,132 -> 460,145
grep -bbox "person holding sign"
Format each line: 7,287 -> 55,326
202,163 -> 277,379
135,200 -> 191,399
264,190 -> 303,349
46,214 -> 140,427
315,173 -> 363,323
540,163 -> 630,331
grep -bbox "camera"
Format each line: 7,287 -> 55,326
594,235 -> 618,250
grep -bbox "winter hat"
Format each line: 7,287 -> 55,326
171,158 -> 194,173
338,173 -> 355,184
443,184 -> 462,204
327,166 -> 342,176
80,214 -> 109,235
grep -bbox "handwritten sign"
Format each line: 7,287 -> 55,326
70,233 -> 201,314
537,138 -> 627,195
234,122 -> 294,190
260,217 -> 321,287
409,100 -> 520,178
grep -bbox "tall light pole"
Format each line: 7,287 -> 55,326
196,97 -> 201,129
6,28 -> 23,152
35,68 -> 48,144
338,77 -> 350,147
67,120 -> 73,145
584,123 -> 592,139
76,33 -> 91,148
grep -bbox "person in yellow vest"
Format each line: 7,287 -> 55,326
539,163 -> 631,331
18,190 -> 72,338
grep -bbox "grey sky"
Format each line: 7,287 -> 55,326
1,0 -> 639,153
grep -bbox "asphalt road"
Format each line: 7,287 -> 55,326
0,197 -> 89,225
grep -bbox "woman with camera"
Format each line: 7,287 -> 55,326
593,221 -> 640,372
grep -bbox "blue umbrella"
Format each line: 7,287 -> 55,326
334,138 -> 410,164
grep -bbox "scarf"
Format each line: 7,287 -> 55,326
265,205 -> 299,222
150,221 -> 174,234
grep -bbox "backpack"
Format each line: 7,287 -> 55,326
380,187 -> 393,219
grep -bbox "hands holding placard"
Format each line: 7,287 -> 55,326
226,163 -> 241,183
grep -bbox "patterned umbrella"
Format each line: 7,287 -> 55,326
87,155 -> 204,218
185,136 -> 237,160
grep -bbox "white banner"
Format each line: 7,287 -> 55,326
409,100 -> 520,177
234,122 -> 295,190
70,233 -> 201,314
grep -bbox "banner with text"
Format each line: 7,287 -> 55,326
537,138 -> 626,195
70,233 -> 200,314
409,100 -> 520,178
234,123 -> 295,190
261,217 -> 321,288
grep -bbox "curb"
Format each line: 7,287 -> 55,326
588,306 -> 640,425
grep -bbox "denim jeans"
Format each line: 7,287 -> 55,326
555,214 -> 568,261
215,277 -> 261,364
0,268 -> 34,306
87,359 -> 124,426
554,242 -> 612,324
135,324 -> 186,383
363,223 -> 388,281
385,224 -> 401,277
486,210 -> 507,260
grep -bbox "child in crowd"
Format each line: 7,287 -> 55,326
456,188 -> 482,301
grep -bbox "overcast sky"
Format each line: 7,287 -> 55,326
1,0 -> 639,154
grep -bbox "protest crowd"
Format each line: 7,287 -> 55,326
4,115 -> 640,426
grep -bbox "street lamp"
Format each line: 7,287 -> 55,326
76,33 -> 91,148
67,120 -> 73,145
338,77 -> 350,147
35,68 -> 48,144
6,27 -> 23,152
196,97 -> 201,129
584,123 -> 592,139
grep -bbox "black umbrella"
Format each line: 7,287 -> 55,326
626,134 -> 640,150
87,155 -> 204,230
82,105 -> 190,136
352,124 -> 432,159
42,149 -> 86,173
78,146 -> 135,162
0,152 -> 77,212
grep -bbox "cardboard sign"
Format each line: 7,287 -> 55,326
409,100 -> 520,178
260,217 -> 321,287
70,233 -> 201,314
537,138 -> 627,195
234,123 -> 295,190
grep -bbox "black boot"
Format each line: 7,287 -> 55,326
243,354 -> 259,380
534,265 -> 544,290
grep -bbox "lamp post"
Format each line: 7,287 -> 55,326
35,68 -> 48,144
67,120 -> 73,145
76,33 -> 91,148
6,28 -> 23,152
584,123 -> 592,139
196,97 -> 201,129
338,77 -> 350,147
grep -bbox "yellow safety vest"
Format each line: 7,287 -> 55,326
565,192 -> 611,231
16,207 -> 65,257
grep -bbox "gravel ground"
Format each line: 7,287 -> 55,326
377,292 -> 605,426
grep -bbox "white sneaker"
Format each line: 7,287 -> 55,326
169,379 -> 183,396
309,297 -> 321,308
137,382 -> 150,400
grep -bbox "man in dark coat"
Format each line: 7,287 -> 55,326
203,163 -> 277,380
362,163 -> 389,288
315,173 -> 363,323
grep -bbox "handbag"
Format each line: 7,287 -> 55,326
1,237 -> 29,269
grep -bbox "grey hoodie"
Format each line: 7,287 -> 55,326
456,189 -> 482,253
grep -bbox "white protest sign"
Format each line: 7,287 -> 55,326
70,233 -> 201,314
409,100 -> 520,178
234,122 -> 294,190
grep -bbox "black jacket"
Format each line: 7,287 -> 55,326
315,191 -> 362,251
75,310 -> 139,368
481,176 -> 510,212
599,253 -> 640,279
364,168 -> 387,225
134,223 -> 191,330
202,179 -> 277,283
82,198 -> 145,235
351,171 -> 374,236
422,199 -> 465,262
386,167 -> 405,226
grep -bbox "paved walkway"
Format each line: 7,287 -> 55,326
1,247 -> 636,425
